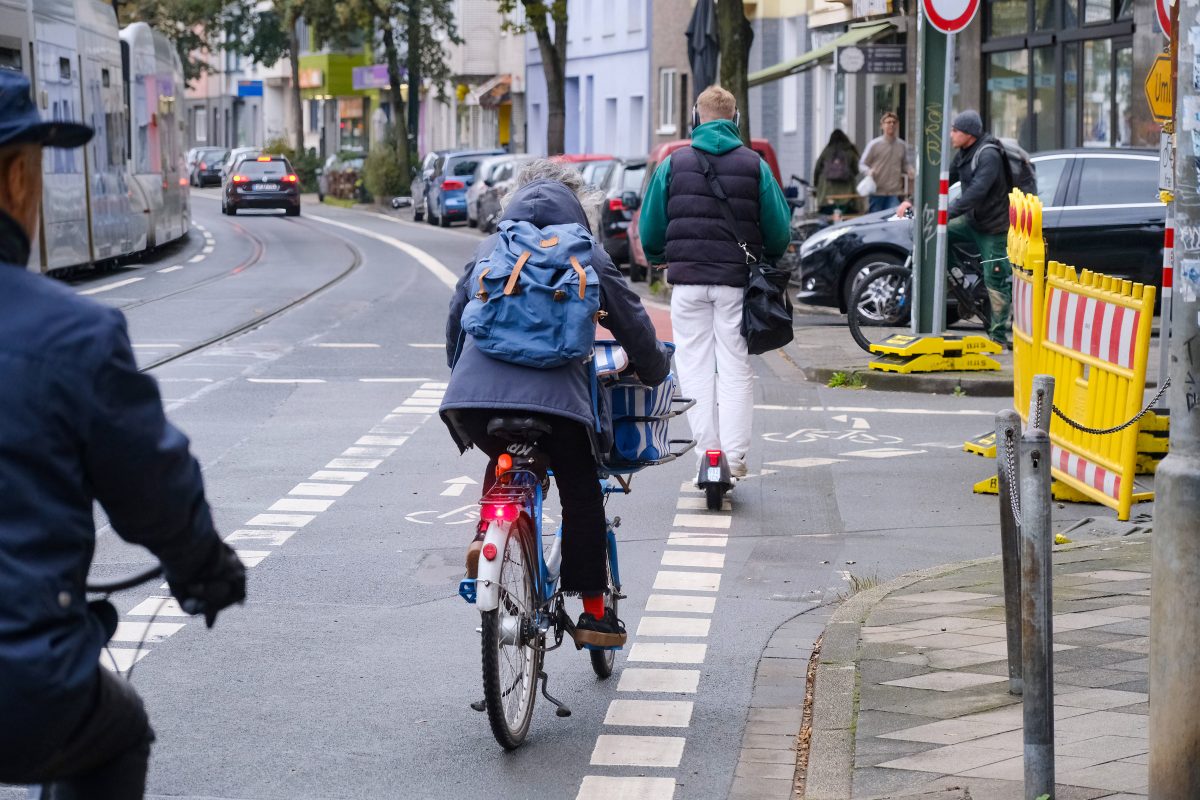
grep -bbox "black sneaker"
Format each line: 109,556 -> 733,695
573,608 -> 627,648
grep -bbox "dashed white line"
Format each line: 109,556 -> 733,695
102,648 -> 150,672
247,378 -> 327,384
605,699 -> 694,728
245,513 -> 315,528
127,597 -> 187,617
310,470 -> 369,482
617,668 -> 702,694
576,776 -> 676,800
269,498 -> 335,513
225,529 -> 296,546
341,446 -> 396,458
111,622 -> 185,643
78,276 -> 143,295
158,265 -> 184,273
326,458 -> 382,469
671,514 -> 731,529
661,551 -> 725,569
590,735 -> 686,768
645,594 -> 717,614
235,550 -> 270,568
356,435 -> 409,446
187,254 -> 205,263
665,533 -> 728,548
316,343 -> 380,348
627,643 -> 708,664
653,571 -> 721,592
636,617 -> 711,638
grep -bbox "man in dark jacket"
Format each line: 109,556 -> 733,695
637,86 -> 790,480
442,162 -> 670,647
0,69 -> 245,799
947,109 -> 1012,346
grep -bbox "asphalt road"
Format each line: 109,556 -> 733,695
6,194 -> 1032,800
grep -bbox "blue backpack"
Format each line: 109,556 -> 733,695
461,219 -> 601,369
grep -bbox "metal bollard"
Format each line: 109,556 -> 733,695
995,409 -> 1023,696
1021,375 -> 1055,799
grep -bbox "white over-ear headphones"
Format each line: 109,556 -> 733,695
692,103 -> 740,131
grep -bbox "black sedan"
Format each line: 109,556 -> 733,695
597,158 -> 648,279
222,155 -> 301,216
190,147 -> 228,187
796,149 -> 1164,312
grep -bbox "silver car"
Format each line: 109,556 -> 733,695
466,154 -> 534,228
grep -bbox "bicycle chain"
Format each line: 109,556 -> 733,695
1051,379 -> 1170,436
1004,428 -> 1021,528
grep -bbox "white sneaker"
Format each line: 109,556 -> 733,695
729,459 -> 748,480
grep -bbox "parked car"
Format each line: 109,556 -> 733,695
411,148 -> 505,224
317,152 -> 366,202
221,154 -> 301,216
795,149 -> 1164,313
476,172 -> 518,234
467,154 -> 534,228
597,158 -> 648,279
189,147 -> 228,187
628,138 -> 784,281
551,153 -> 617,188
221,146 -> 262,179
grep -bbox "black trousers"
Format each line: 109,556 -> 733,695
0,668 -> 154,799
457,410 -> 608,594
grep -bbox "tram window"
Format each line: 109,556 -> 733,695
59,58 -> 70,80
0,46 -> 20,72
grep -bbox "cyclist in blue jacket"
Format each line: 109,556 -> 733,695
441,159 -> 670,647
0,70 -> 245,799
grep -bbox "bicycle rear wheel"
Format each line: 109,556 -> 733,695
589,550 -> 619,679
480,517 -> 542,749
847,264 -> 912,353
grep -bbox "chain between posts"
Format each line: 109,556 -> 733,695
1050,379 -> 1171,436
1004,428 -> 1022,527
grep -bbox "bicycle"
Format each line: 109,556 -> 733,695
458,342 -> 694,750
846,243 -> 994,353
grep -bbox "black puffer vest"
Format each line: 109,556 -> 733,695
664,145 -> 763,287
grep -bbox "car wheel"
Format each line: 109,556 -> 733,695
286,206 -> 300,217
317,192 -> 325,202
413,199 -> 423,221
439,208 -> 450,228
842,253 -> 903,311
467,216 -> 478,228
426,201 -> 436,225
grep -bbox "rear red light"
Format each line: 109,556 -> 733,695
482,543 -> 498,561
199,161 -> 206,170
608,198 -> 625,212
706,450 -> 721,467
441,179 -> 465,191
232,174 -> 247,183
482,503 -> 520,523
283,174 -> 298,183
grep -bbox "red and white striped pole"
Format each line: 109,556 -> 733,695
1156,198 -> 1173,408
931,32 -> 956,334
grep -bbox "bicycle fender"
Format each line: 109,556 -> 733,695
474,520 -> 510,612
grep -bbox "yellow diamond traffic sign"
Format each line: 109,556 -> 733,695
1145,52 -> 1173,123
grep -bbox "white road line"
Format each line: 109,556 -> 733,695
356,435 -> 408,446
605,699 -> 694,728
326,458 -> 383,469
666,533 -> 727,548
269,498 -> 334,513
131,344 -> 183,349
289,482 -> 353,497
316,342 -> 380,348
235,550 -> 270,568
247,378 -> 327,384
645,595 -> 717,614
661,551 -> 725,569
201,245 -> 214,254
188,254 -> 205,263
441,483 -> 467,497
842,448 -> 926,458
225,529 -> 296,546
245,513 -> 315,528
309,470 -> 369,482
359,378 -> 434,383
636,617 -> 711,638
387,407 -> 434,414
755,404 -> 995,416
159,378 -> 214,383
590,735 -> 687,767
576,776 -> 676,800
675,496 -> 731,511
371,420 -> 421,435
627,643 -> 708,664
341,446 -> 396,458
111,621 -> 185,643
127,597 -> 187,617
102,648 -> 150,672
679,481 -> 701,494
308,214 -> 459,289
399,398 -> 442,407
77,276 -> 143,295
411,389 -> 445,398
421,382 -> 449,389
617,668 -> 702,694
653,571 -> 721,592
765,457 -> 844,469
408,343 -> 444,348
671,514 -> 731,529
157,265 -> 183,273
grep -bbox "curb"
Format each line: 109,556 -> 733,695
800,365 -> 1014,397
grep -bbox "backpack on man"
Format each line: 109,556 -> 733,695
460,219 -> 600,369
822,149 -> 852,182
973,137 -> 1037,195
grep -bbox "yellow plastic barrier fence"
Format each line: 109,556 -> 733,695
1009,189 -> 1046,425
1038,262 -> 1156,520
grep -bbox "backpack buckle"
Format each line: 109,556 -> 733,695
553,289 -> 567,302
739,242 -> 755,264
475,290 -> 489,302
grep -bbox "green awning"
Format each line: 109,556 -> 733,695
747,21 -> 896,88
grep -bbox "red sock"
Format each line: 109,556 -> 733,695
582,594 -> 605,618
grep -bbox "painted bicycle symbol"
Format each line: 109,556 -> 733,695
762,428 -> 905,445
405,503 -> 559,528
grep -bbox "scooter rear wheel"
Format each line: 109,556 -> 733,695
705,484 -> 724,511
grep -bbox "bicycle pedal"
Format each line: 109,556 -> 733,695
613,591 -> 627,601
469,700 -> 485,712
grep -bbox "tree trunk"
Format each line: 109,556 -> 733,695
289,18 -> 304,156
529,2 -> 567,155
716,0 -> 751,144
405,1 -> 421,171
381,21 -> 408,169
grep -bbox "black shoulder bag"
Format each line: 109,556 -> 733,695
692,150 -> 794,355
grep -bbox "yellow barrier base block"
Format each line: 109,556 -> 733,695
1136,454 -> 1160,475
1141,409 -> 1169,433
964,431 -> 997,458
972,474 -> 1097,504
868,334 -> 1002,374
1136,430 -> 1168,455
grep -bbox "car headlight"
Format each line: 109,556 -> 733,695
800,225 -> 853,259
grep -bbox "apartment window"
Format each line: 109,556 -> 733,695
308,99 -> 320,133
658,69 -> 677,134
195,107 -> 207,142
602,1 -> 616,36
782,18 -> 800,133
59,57 -> 71,80
629,0 -> 644,32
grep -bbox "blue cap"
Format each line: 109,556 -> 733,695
0,69 -> 92,149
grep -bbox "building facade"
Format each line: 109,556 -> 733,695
648,0 -> 694,149
184,41 -> 283,150
524,0 -> 651,157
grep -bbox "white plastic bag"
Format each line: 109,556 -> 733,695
856,173 -> 876,197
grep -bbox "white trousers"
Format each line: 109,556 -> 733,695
670,284 -> 754,468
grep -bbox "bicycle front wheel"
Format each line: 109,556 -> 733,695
848,264 -> 912,353
480,517 -> 542,749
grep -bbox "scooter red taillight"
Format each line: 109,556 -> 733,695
706,450 -> 722,467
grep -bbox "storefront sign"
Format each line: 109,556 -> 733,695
338,97 -> 364,119
922,0 -> 979,34
299,69 -> 324,90
237,80 -> 262,98
352,64 -> 393,91
1145,52 -> 1173,123
836,45 -> 906,74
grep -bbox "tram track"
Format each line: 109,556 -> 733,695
139,217 -> 364,372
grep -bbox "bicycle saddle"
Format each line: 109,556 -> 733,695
487,416 -> 553,443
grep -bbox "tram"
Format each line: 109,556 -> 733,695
0,0 -> 189,274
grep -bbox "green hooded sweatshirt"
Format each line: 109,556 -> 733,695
638,119 -> 791,268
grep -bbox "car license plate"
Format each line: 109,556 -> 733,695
707,467 -> 721,482
254,183 -> 278,191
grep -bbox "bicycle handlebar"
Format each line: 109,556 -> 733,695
87,565 -> 163,594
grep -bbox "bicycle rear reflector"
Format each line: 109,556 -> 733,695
482,503 -> 519,522
482,543 -> 498,561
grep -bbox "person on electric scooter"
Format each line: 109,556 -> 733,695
441,159 -> 670,648
0,70 -> 246,799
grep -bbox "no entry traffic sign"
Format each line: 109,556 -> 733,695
1157,0 -> 1173,39
922,0 -> 980,33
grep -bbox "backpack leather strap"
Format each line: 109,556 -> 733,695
476,268 -> 490,300
569,255 -> 587,300
504,251 -> 531,296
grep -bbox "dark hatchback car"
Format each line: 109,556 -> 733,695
796,149 -> 1164,312
222,155 -> 301,216
190,147 -> 228,187
597,158 -> 648,277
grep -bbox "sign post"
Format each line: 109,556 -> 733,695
917,0 -> 979,334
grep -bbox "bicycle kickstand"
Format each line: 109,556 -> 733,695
539,670 -> 572,718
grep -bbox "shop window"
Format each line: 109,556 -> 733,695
1063,42 -> 1079,147
986,50 -> 1028,145
988,0 -> 1028,39
1083,0 -> 1111,24
1032,48 -> 1056,152
1075,157 -> 1157,206
1115,44 -> 1132,146
1035,0 -> 1056,30
1081,38 -> 1111,147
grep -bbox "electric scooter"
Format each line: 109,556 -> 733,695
697,449 -> 733,511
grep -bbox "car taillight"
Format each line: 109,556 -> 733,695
706,450 -> 721,467
199,161 -> 206,170
481,503 -> 519,523
608,198 -> 625,212
441,179 -> 465,191
283,174 -> 298,182
232,175 -> 248,183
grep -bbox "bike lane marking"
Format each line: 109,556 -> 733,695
106,382 -> 446,671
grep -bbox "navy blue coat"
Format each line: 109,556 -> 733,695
441,180 -> 670,450
0,212 -> 221,749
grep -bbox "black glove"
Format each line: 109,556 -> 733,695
170,541 -> 247,628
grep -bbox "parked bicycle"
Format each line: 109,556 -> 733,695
846,244 -> 993,353
458,341 -> 693,750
